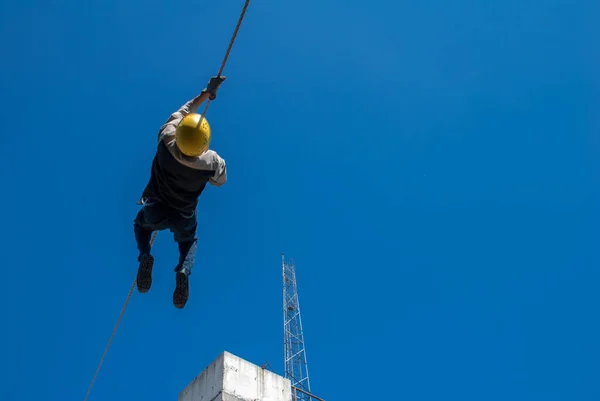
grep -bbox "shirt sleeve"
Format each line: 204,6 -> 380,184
208,151 -> 227,186
157,100 -> 194,144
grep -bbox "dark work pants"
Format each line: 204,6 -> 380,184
133,199 -> 198,276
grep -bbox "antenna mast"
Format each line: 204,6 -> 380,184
282,253 -> 311,400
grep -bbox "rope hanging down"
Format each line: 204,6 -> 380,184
83,2 -> 251,400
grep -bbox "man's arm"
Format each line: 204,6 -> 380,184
208,151 -> 227,186
188,91 -> 213,114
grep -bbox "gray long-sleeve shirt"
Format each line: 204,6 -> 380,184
139,98 -> 227,213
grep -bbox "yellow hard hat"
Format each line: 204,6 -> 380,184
175,113 -> 211,156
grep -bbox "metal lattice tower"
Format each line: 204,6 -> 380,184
282,254 -> 311,400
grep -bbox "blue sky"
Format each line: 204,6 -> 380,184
0,0 -> 598,400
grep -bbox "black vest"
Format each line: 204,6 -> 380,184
140,141 -> 216,213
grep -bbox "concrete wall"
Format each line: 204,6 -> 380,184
179,351 -> 292,401
178,352 -> 225,401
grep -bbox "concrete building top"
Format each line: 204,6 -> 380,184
179,351 -> 292,401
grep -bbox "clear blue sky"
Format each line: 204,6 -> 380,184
0,0 -> 598,400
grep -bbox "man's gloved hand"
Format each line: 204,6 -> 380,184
204,75 -> 226,100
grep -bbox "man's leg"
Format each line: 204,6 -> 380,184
177,239 -> 198,273
134,211 -> 153,260
133,200 -> 168,293
170,210 -> 198,309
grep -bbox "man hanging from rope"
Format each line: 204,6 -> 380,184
133,76 -> 227,309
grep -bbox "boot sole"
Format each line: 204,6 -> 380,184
136,255 -> 154,293
173,272 -> 189,309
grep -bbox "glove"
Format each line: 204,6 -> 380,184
204,75 -> 226,100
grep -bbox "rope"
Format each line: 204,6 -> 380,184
83,1 -> 250,398
83,233 -> 157,401
83,280 -> 135,401
199,0 -> 251,121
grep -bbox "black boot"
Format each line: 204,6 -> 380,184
136,254 -> 155,293
173,270 -> 189,309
